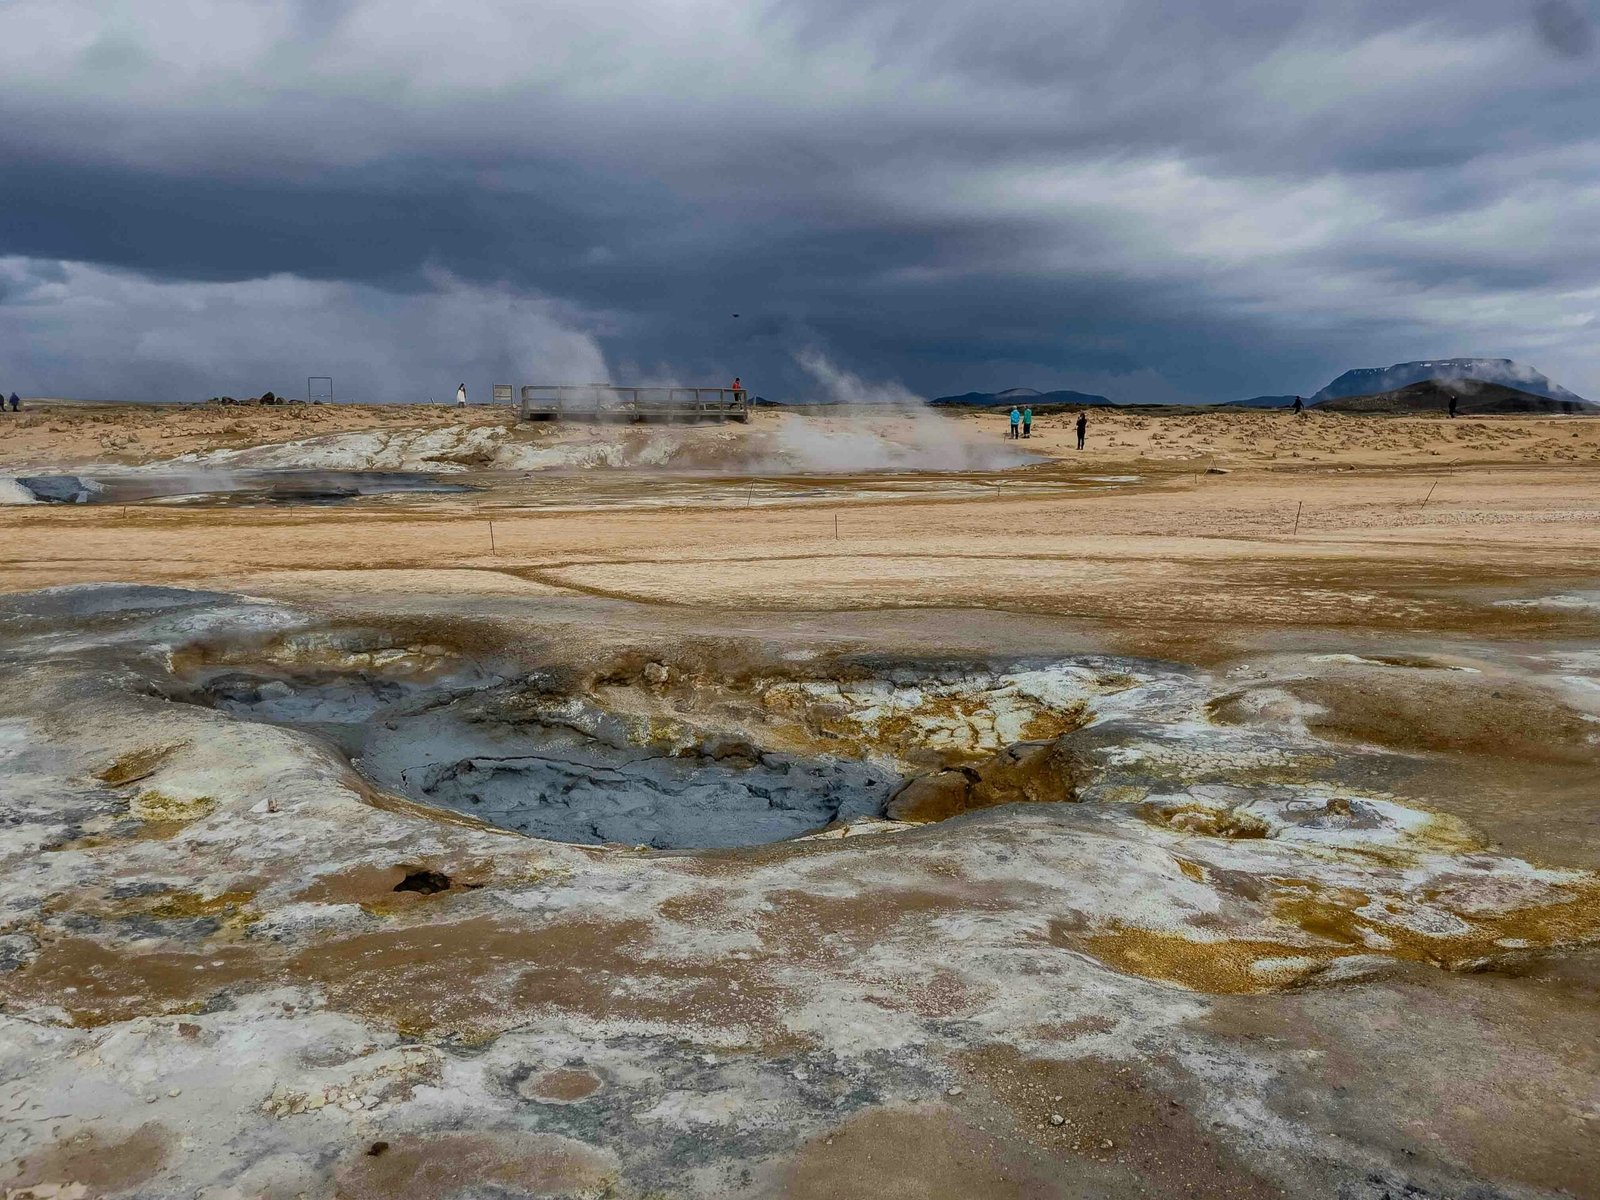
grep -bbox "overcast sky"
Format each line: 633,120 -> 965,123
1,0 -> 1596,403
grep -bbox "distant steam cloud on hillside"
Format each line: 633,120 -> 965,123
1311,358 -> 1587,405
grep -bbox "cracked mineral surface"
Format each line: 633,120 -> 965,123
4,406 -> 1600,1199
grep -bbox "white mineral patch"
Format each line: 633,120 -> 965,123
0,477 -> 40,505
1494,593 -> 1600,611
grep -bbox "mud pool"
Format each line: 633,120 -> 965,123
179,664 -> 896,849
8,469 -> 475,506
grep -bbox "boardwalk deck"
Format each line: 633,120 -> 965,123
515,384 -> 749,422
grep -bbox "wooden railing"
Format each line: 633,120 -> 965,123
515,385 -> 749,422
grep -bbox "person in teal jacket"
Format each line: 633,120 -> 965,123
1022,406 -> 1033,438
1009,407 -> 1021,438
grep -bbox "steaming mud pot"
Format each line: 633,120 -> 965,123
166,624 -> 1130,847
5,588 -> 1600,1198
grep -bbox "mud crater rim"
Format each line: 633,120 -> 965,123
161,637 -> 1102,850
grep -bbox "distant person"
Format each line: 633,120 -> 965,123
1448,394 -> 1458,419
1075,411 -> 1088,449
7,393 -> 18,413
1022,406 -> 1033,438
1009,406 -> 1021,439
1292,395 -> 1304,416
731,376 -> 743,396
455,382 -> 467,408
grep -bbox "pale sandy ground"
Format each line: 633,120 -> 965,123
5,399 -> 1600,470
4,404 -> 1600,1199
4,407 -> 1598,652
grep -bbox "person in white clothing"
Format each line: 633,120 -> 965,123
456,383 -> 468,407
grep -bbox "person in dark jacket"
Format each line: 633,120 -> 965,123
1075,411 -> 1088,449
1292,395 -> 1304,416
7,393 -> 18,413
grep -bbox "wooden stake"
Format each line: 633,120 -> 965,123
1293,500 -> 1302,535
489,520 -> 497,553
1420,481 -> 1439,510
834,513 -> 840,540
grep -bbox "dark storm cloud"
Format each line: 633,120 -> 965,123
1535,0 -> 1595,56
1,0 -> 1597,403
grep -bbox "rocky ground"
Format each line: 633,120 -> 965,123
2,406 -> 1599,1198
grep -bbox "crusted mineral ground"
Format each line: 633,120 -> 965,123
4,408 -> 1600,1199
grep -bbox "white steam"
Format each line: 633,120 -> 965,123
766,349 -> 1037,473
0,257 -> 608,404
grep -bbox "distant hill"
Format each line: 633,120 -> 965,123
1312,359 -> 1587,406
1316,379 -> 1595,415
1219,395 -> 1299,409
931,387 -> 1115,408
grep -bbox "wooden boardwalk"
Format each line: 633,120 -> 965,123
511,384 -> 749,422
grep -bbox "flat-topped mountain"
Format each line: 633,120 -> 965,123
1316,378 -> 1594,415
1312,359 -> 1586,405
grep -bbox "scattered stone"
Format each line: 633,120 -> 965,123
393,869 -> 450,895
1050,1114 -> 1065,1126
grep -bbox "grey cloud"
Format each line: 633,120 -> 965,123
0,0 -> 1596,404
1534,0 -> 1595,56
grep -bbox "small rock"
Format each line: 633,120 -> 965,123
1050,1114 -> 1065,1126
1100,1138 -> 1115,1150
946,1086 -> 964,1097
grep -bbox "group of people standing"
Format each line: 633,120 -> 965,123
1010,405 -> 1088,449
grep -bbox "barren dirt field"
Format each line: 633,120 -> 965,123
3,402 -> 1599,1199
